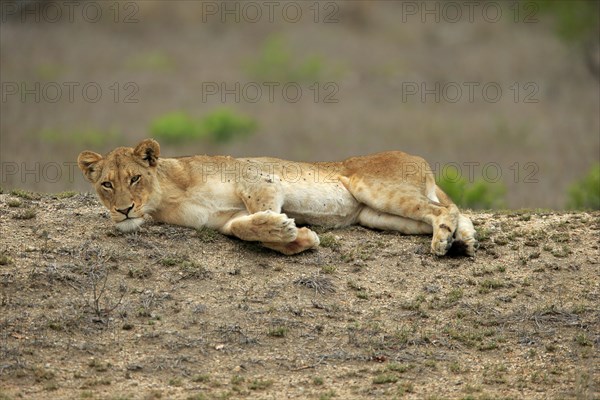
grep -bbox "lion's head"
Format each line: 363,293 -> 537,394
77,139 -> 161,232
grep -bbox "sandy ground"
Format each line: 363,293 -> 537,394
0,191 -> 598,399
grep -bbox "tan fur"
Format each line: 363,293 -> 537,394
78,139 -> 477,256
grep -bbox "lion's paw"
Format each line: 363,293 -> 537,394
454,215 -> 479,257
431,223 -> 454,256
251,211 -> 298,243
453,227 -> 478,257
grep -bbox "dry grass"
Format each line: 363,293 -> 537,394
0,193 -> 598,399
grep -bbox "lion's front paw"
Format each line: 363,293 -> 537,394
115,217 -> 144,233
431,224 -> 454,256
251,211 -> 298,243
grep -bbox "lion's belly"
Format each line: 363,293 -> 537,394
281,180 -> 361,228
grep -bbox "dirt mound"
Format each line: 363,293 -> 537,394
0,192 -> 598,399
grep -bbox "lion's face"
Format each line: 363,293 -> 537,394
78,139 -> 160,232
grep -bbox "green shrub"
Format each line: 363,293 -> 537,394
35,63 -> 63,80
201,108 -> 257,143
534,1 -> 599,42
125,51 -> 173,71
438,176 -> 506,210
244,35 -> 328,82
150,112 -> 203,144
150,108 -> 257,144
567,164 -> 600,210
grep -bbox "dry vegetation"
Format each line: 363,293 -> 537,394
0,192 -> 598,400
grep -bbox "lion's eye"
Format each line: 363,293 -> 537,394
101,182 -> 113,189
130,175 -> 141,185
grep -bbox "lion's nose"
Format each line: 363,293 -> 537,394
116,204 -> 134,216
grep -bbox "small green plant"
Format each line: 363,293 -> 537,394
43,382 -> 59,391
319,390 -> 337,400
88,359 -> 110,372
168,377 -> 183,387
356,291 -> 369,300
191,374 -> 210,383
186,395 -> 208,400
7,198 -> 22,207
197,227 -> 219,243
248,379 -> 273,390
179,261 -> 210,279
54,191 -> 77,199
449,361 -> 463,374
0,253 -> 13,266
574,333 -> 592,347
446,288 -> 463,304
12,208 -> 36,220
321,265 -> 337,274
128,265 -> 152,279
126,51 -> 173,71
372,374 -> 398,384
318,233 -> 338,249
150,108 -> 257,144
437,175 -> 506,209
567,164 -> 600,210
478,279 -> 505,294
10,189 -> 39,200
268,326 -> 287,337
244,35 -> 329,82
160,257 -> 182,267
386,363 -> 413,373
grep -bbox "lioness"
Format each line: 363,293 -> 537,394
78,139 -> 477,256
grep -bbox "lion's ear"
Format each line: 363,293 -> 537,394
77,151 -> 103,183
134,139 -> 160,167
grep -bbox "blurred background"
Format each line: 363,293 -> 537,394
1,0 -> 599,210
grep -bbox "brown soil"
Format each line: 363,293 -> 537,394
0,192 -> 598,400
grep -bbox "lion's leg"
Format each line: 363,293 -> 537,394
340,177 -> 459,256
387,194 -> 459,256
358,207 -> 433,234
222,175 -> 320,254
221,212 -> 319,255
363,190 -> 459,256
